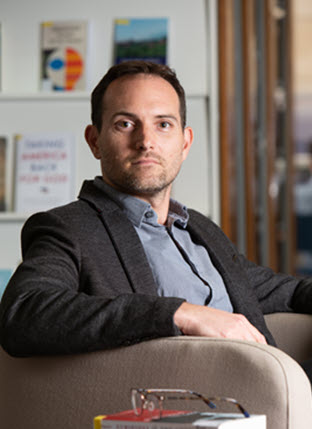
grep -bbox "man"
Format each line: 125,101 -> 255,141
0,60 -> 311,357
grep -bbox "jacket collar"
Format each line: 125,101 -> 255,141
78,179 -> 158,296
78,179 -> 122,214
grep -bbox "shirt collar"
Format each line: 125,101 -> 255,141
94,176 -> 189,228
167,199 -> 189,229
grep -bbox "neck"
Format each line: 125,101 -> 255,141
134,188 -> 171,225
100,177 -> 172,225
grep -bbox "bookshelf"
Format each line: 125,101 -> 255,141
0,93 -> 90,101
0,0 -> 219,272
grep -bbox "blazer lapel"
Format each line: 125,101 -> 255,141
100,209 -> 158,296
186,210 -> 259,317
79,180 -> 158,296
187,211 -> 276,345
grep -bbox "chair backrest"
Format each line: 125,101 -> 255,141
264,312 -> 312,362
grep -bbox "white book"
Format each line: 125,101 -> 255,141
14,132 -> 75,213
0,136 -> 7,211
40,20 -> 88,91
0,22 -> 2,90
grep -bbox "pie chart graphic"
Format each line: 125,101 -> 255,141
46,48 -> 84,90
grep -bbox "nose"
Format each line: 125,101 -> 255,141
134,124 -> 154,151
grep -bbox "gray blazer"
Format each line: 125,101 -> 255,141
0,180 -> 299,356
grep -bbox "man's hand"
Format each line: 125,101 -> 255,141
173,302 -> 267,344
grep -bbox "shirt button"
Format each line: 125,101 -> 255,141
145,211 -> 154,218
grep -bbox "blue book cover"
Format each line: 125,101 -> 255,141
0,269 -> 12,299
114,18 -> 168,65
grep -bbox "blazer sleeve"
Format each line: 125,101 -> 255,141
0,212 -> 184,357
236,252 -> 300,314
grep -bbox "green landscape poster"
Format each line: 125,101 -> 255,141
114,18 -> 168,65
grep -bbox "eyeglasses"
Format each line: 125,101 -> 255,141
131,388 -> 250,419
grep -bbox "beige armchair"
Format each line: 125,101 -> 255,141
0,313 -> 311,429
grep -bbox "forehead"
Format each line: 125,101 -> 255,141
102,74 -> 180,112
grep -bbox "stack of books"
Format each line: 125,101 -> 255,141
94,409 -> 266,429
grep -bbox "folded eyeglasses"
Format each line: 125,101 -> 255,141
131,388 -> 250,419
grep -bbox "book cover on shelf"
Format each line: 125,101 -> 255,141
0,269 -> 12,300
0,22 -> 2,90
13,132 -> 75,213
94,409 -> 266,429
0,136 -> 7,211
40,20 -> 88,91
114,18 -> 168,65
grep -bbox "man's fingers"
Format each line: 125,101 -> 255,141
174,302 -> 267,344
235,314 -> 267,344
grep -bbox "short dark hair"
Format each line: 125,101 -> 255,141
91,60 -> 187,130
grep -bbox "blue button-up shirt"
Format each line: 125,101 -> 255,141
94,177 -> 233,312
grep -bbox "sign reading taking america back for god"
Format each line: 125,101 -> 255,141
14,132 -> 75,213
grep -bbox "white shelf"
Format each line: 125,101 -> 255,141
0,92 -> 90,101
0,212 -> 28,222
0,92 -> 207,101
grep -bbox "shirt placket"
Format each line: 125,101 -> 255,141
166,225 -> 213,305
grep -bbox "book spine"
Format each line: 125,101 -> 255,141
95,419 -> 195,429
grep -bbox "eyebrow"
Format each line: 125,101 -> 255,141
156,114 -> 179,123
111,111 -> 179,123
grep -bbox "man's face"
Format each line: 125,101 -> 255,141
85,74 -> 193,199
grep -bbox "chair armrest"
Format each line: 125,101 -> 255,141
265,312 -> 312,362
0,338 -> 311,429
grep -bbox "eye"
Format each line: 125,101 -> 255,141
120,121 -> 132,128
116,120 -> 134,130
159,121 -> 171,129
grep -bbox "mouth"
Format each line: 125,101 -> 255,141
131,157 -> 161,166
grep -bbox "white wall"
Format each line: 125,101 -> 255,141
1,0 -> 209,94
0,0 -> 219,270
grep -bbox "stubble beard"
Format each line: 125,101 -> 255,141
102,155 -> 182,197
117,169 -> 173,196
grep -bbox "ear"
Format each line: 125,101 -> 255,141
84,125 -> 101,159
182,126 -> 194,161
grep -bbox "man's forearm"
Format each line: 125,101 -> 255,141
0,279 -> 184,357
